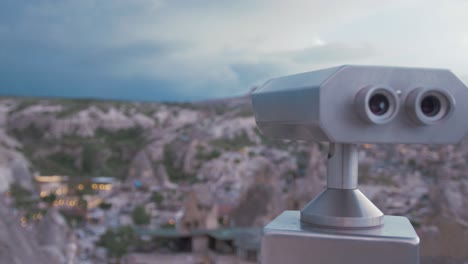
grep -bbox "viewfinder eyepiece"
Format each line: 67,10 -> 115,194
406,88 -> 455,125
355,85 -> 399,124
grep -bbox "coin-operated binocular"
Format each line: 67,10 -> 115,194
251,65 -> 468,264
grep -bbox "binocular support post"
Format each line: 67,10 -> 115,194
301,143 -> 384,228
261,143 -> 420,264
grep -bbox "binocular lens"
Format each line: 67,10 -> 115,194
355,86 -> 399,124
406,88 -> 454,125
369,94 -> 390,116
420,95 -> 441,117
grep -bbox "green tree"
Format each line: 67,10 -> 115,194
81,143 -> 98,174
151,191 -> 164,206
41,193 -> 57,205
97,226 -> 136,258
76,183 -> 94,196
77,198 -> 88,210
9,184 -> 33,210
99,201 -> 112,210
132,205 -> 151,225
163,144 -> 196,182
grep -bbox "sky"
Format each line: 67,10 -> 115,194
1,0 -> 468,101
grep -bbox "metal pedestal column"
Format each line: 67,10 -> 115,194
260,143 -> 420,264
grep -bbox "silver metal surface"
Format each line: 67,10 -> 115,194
251,65 -> 468,144
301,143 -> 383,228
262,211 -> 420,264
326,143 -> 358,189
300,188 -> 384,228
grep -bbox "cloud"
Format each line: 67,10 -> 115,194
0,0 -> 468,101
229,61 -> 284,88
290,42 -> 377,64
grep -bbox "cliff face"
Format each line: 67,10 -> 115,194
0,102 -> 34,193
0,202 -> 60,264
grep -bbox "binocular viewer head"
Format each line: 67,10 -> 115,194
252,65 -> 468,144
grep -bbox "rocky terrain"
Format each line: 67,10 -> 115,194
0,201 -> 64,264
0,96 -> 467,263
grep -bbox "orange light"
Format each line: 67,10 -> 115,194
20,216 -> 27,227
35,175 -> 66,183
169,219 -> 175,225
363,144 -> 373,149
77,184 -> 84,190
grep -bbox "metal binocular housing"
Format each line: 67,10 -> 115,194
252,65 -> 468,144
251,65 -> 468,264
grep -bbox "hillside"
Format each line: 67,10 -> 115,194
0,96 -> 467,262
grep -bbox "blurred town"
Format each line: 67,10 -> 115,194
0,96 -> 467,264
